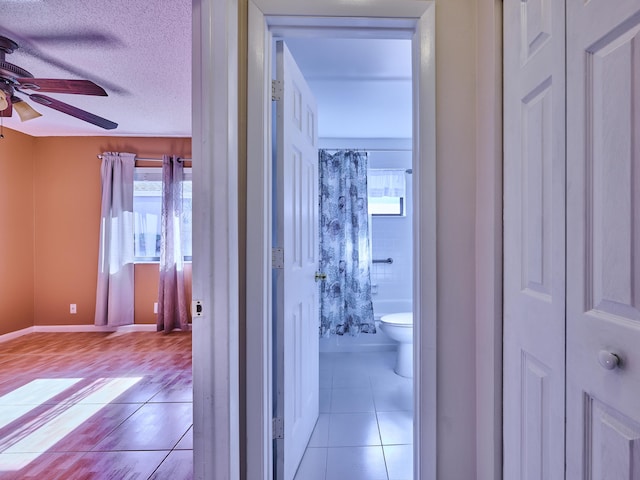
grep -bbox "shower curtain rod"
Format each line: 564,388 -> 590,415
320,148 -> 411,153
96,155 -> 192,162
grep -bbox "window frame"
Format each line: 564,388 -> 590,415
133,166 -> 193,263
367,168 -> 407,217
368,195 -> 405,217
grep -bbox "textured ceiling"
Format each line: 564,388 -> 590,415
0,0 -> 191,137
0,2 -> 411,139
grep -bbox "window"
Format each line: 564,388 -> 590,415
367,169 -> 407,217
133,167 -> 192,262
368,195 -> 405,216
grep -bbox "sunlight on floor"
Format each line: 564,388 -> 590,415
0,377 -> 142,471
0,379 -> 83,430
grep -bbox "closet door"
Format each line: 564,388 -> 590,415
566,0 -> 640,477
502,0 -> 566,478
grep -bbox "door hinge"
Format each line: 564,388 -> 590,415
272,247 -> 284,269
272,79 -> 283,101
273,417 -> 284,439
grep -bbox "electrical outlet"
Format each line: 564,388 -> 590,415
154,302 -> 158,314
70,304 -> 77,314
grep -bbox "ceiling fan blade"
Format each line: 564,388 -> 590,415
28,93 -> 118,130
12,32 -> 122,46
12,97 -> 42,121
0,28 -> 127,95
16,79 -> 108,96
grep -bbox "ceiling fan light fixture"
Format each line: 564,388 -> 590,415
0,35 -> 117,130
13,100 -> 42,121
0,91 -> 7,111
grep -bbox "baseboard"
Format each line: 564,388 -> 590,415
0,324 -> 159,343
0,327 -> 36,343
0,323 -> 194,343
33,324 -> 158,333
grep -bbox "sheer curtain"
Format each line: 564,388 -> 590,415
367,169 -> 407,198
95,152 -> 135,326
157,155 -> 189,332
319,149 -> 375,336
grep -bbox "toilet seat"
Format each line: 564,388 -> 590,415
380,312 -> 413,326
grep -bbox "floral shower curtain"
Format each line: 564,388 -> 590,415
319,149 -> 375,336
157,155 -> 189,332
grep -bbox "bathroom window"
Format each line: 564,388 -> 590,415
368,196 -> 405,216
133,167 -> 192,262
368,169 -> 406,216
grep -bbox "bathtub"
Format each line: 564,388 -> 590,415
319,298 -> 412,353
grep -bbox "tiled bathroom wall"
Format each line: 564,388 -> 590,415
368,150 -> 413,307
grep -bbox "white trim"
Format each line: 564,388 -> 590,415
267,16 -> 417,39
252,0 -> 431,18
412,8 -> 437,480
475,2 -> 503,479
0,327 -> 35,343
0,324 -> 167,343
33,324 -> 159,333
239,1 -> 504,479
245,3 -> 435,480
192,0 -> 240,479
246,2 -> 273,478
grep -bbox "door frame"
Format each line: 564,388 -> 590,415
246,4 -> 435,479
192,0 -> 240,479
192,0 -> 503,479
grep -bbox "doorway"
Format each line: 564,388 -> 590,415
193,0 -> 503,478
275,37 -> 415,479
246,6 -> 436,480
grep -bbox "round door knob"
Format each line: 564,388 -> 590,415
598,350 -> 620,370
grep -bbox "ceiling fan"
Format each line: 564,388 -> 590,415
0,35 -> 118,130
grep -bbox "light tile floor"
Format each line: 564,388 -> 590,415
0,332 -> 192,480
294,351 -> 413,480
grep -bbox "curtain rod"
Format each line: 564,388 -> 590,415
96,155 -> 192,162
319,150 -> 413,174
319,148 -> 411,153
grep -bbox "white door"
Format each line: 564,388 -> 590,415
274,40 -> 320,480
566,1 -> 640,477
502,0 -> 566,477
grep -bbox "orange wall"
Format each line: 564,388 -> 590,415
134,263 -> 193,324
0,133 -> 191,331
0,128 -> 36,335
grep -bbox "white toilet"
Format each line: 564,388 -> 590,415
379,312 -> 413,378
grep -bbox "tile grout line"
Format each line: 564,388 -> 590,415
0,332 -> 193,477
372,376 -> 390,480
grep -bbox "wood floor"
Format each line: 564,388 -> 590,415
0,331 -> 192,480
